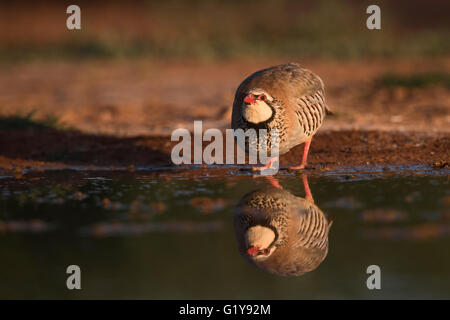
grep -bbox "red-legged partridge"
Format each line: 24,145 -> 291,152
231,63 -> 331,170
233,176 -> 332,276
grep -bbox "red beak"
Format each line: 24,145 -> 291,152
247,247 -> 259,256
244,95 -> 256,104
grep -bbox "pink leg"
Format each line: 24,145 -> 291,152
251,157 -> 276,172
264,176 -> 283,189
289,138 -> 311,170
302,175 -> 314,202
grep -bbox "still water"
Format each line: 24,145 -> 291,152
0,168 -> 449,299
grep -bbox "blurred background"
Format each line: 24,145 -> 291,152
0,0 -> 448,135
1,0 -> 448,61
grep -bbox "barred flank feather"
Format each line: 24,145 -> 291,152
294,89 -> 326,137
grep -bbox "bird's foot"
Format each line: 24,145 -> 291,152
250,165 -> 277,175
251,165 -> 270,172
287,163 -> 307,170
250,158 -> 278,175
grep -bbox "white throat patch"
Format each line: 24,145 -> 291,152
242,100 -> 273,124
245,225 -> 275,249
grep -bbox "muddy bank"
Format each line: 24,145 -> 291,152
0,127 -> 448,175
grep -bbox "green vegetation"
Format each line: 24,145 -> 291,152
0,111 -> 65,130
0,0 -> 448,61
378,72 -> 450,89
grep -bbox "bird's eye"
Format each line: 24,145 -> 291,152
263,248 -> 270,255
260,95 -> 266,101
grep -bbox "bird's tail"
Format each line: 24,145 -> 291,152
325,105 -> 334,116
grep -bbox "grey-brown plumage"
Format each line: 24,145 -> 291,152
231,63 -> 331,168
233,186 -> 332,276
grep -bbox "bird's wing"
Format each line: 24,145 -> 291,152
289,88 -> 328,137
293,202 -> 330,250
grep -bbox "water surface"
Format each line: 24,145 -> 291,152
0,168 -> 449,299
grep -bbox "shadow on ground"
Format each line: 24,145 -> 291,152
0,114 -> 448,172
0,114 -> 171,169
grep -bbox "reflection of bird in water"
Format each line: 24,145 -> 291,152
233,175 -> 332,276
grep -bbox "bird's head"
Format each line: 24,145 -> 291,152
241,88 -> 274,124
245,225 -> 277,260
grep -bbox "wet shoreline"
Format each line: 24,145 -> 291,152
0,130 -> 448,176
